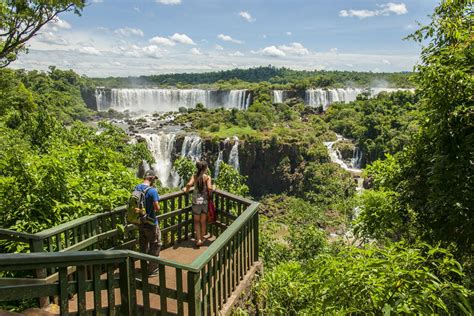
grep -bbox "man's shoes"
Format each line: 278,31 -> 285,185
148,267 -> 159,277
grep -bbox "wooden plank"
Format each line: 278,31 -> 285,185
128,259 -> 138,315
176,268 -> 184,316
140,260 -> 151,315
188,272 -> 202,316
0,283 -> 58,301
119,260 -> 131,315
77,265 -> 87,315
159,264 -> 168,315
254,214 -> 259,261
212,256 -> 218,314
201,269 -> 207,316
93,265 -> 102,315
106,265 -> 115,316
59,267 -> 69,316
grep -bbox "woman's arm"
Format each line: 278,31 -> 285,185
206,175 -> 213,194
183,176 -> 195,192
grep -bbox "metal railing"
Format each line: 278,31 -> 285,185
0,189 -> 259,316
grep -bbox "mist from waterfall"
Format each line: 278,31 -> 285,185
139,133 -> 179,188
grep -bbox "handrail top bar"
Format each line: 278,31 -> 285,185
0,228 -> 41,241
189,201 -> 259,271
0,249 -> 199,272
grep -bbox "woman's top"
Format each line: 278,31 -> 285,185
192,174 -> 209,205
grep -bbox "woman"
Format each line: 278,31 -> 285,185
183,161 -> 212,247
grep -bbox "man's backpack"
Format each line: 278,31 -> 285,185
127,186 -> 152,225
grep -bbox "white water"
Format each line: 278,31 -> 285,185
214,138 -> 229,178
95,88 -> 250,112
139,133 -> 179,187
305,88 -> 363,110
370,87 -> 415,96
323,134 -> 362,175
228,136 -> 240,171
273,90 -> 284,103
181,135 -> 202,161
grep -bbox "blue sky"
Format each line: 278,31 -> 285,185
12,0 -> 439,77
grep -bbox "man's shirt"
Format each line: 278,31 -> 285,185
135,183 -> 160,225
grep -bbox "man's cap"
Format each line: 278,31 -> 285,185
144,170 -> 158,179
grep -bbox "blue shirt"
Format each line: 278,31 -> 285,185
135,184 -> 160,225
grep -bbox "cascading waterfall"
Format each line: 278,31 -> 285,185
139,133 -> 179,188
273,90 -> 284,103
370,87 -> 415,96
214,138 -> 229,178
323,134 -> 362,174
228,136 -> 240,171
351,147 -> 363,169
305,88 -> 363,110
181,135 -> 202,161
95,88 -> 250,112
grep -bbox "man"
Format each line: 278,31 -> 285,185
136,169 -> 162,276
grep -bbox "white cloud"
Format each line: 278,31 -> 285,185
157,0 -> 181,4
214,44 -> 224,50
260,46 -> 286,57
190,48 -> 202,55
133,6 -> 140,12
286,31 -> 292,36
149,36 -> 176,46
169,33 -> 196,45
90,0 -> 103,3
380,2 -> 408,15
114,27 -> 144,37
339,2 -> 407,19
278,42 -> 309,55
142,45 -> 166,58
37,32 -> 69,46
329,47 -> 338,53
262,34 -> 267,39
78,46 -> 101,55
45,18 -> 71,32
381,59 -> 391,65
217,34 -> 243,44
239,11 -> 255,22
229,51 -> 244,57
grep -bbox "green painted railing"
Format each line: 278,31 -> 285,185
0,189 -> 259,316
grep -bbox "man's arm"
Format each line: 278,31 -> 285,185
152,189 -> 160,212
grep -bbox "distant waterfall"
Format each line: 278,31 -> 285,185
139,133 -> 179,188
181,135 -> 202,161
305,88 -> 363,110
273,90 -> 284,103
323,134 -> 362,175
95,88 -> 250,112
351,147 -> 363,169
214,138 -> 229,178
370,87 -> 415,96
95,89 -> 106,111
228,136 -> 240,171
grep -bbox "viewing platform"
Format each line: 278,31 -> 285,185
0,190 -> 260,316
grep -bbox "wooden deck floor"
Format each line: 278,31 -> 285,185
71,237 -> 215,314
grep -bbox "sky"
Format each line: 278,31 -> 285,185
11,0 -> 439,77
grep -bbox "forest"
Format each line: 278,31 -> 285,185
0,0 -> 472,314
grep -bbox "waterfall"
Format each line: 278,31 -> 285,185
323,134 -> 362,175
214,138 -> 229,178
370,87 -> 415,96
214,150 -> 224,178
305,88 -> 364,110
95,89 -> 106,111
139,133 -> 179,188
94,88 -> 251,112
273,90 -> 284,103
351,147 -> 363,169
228,136 -> 240,171
181,135 -> 202,161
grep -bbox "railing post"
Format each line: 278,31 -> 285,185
30,239 -> 49,308
119,257 -> 137,315
253,213 -> 259,262
187,271 -> 202,316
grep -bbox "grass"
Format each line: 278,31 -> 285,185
200,124 -> 260,139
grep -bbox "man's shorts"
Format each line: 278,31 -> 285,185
192,203 -> 208,215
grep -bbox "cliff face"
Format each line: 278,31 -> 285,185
177,136 -> 307,197
81,88 -> 98,110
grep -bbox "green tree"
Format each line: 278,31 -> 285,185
0,0 -> 85,67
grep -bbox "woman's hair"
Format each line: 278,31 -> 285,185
195,161 -> 208,192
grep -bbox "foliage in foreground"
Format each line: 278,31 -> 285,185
257,243 -> 472,315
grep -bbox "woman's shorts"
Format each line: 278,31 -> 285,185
192,203 -> 208,215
